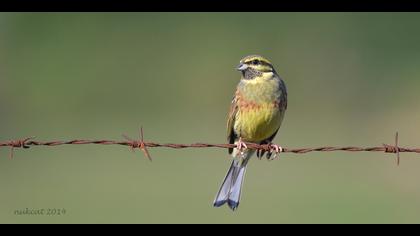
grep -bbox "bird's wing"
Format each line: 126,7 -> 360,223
227,96 -> 239,154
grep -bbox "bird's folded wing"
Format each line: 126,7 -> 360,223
227,96 -> 239,155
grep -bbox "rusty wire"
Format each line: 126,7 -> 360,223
1,130 -> 419,164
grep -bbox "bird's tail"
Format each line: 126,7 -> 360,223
213,151 -> 252,211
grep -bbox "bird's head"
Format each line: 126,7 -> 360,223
237,55 -> 275,78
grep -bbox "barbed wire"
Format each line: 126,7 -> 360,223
1,129 -> 419,165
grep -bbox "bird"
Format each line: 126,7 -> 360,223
213,55 -> 287,211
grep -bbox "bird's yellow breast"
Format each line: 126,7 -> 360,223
235,102 -> 283,142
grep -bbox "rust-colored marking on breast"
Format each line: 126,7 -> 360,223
236,90 -> 281,111
236,91 -> 259,111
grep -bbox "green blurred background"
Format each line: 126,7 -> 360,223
1,13 -> 420,223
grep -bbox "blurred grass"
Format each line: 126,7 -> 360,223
1,13 -> 420,223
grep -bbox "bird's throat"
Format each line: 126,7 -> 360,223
242,68 -> 262,80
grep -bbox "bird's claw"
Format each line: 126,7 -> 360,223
267,144 -> 282,161
236,138 -> 248,159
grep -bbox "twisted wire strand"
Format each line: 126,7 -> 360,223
1,131 -> 418,163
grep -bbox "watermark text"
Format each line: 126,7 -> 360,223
14,208 -> 67,216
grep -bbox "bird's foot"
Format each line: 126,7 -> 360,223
267,144 -> 282,161
236,138 -> 248,159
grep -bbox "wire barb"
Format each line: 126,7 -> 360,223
7,137 -> 34,159
139,127 -> 152,162
122,127 -> 152,162
382,132 -> 401,166
396,132 -> 400,166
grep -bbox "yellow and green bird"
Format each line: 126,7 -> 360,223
213,55 -> 287,211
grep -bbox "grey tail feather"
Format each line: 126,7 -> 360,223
213,159 -> 248,211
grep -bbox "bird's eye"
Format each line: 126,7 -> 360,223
252,60 -> 259,65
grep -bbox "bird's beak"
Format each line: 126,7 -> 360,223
236,63 -> 248,71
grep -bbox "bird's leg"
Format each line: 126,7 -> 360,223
236,137 -> 248,159
267,143 -> 282,161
